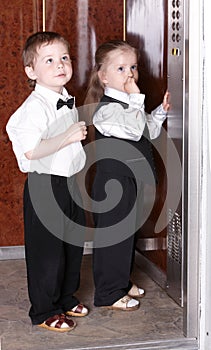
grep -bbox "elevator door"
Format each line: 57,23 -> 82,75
166,0 -> 184,306
126,0 -> 184,306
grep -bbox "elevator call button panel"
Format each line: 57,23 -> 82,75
171,0 -> 182,55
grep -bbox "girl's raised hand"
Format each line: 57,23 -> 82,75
162,91 -> 170,112
124,77 -> 140,94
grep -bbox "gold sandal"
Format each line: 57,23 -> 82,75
128,284 -> 145,298
101,295 -> 139,311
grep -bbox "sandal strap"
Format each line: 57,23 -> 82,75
45,314 -> 61,328
45,313 -> 74,329
111,295 -> 139,309
128,284 -> 145,297
73,304 -> 84,314
121,295 -> 132,304
55,314 -> 66,329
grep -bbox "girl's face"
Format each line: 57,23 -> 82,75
25,41 -> 72,94
98,49 -> 138,93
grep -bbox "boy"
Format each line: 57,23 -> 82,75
6,31 -> 88,332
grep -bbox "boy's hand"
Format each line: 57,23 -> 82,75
24,121 -> 87,160
65,121 -> 87,144
162,91 -> 170,112
124,77 -> 140,94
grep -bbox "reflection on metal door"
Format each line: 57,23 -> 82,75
126,0 -> 169,291
166,0 -> 184,306
126,0 -> 185,306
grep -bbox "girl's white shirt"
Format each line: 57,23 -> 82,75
6,84 -> 86,177
93,87 -> 167,141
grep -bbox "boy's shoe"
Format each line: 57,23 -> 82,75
128,284 -> 145,298
38,313 -> 76,332
101,295 -> 139,311
66,303 -> 88,317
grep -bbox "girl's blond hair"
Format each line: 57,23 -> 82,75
84,40 -> 138,106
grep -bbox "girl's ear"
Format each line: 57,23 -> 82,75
25,66 -> 37,80
97,70 -> 108,84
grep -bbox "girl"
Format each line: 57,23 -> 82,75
84,40 -> 170,311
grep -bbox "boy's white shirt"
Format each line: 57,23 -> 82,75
93,87 -> 167,141
6,84 -> 86,177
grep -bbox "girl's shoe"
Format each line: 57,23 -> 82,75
101,295 -> 139,311
38,313 -> 76,332
66,303 -> 88,317
128,284 -> 145,298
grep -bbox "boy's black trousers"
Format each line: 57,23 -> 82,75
23,172 -> 85,325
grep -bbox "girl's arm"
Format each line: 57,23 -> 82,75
146,91 -> 170,139
93,91 -> 170,141
93,76 -> 146,141
93,101 -> 146,141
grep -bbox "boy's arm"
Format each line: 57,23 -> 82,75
25,121 -> 87,160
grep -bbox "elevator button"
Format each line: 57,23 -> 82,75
176,11 -> 181,19
176,22 -> 181,31
172,22 -> 176,30
172,33 -> 176,42
172,11 -> 176,19
172,0 -> 176,7
176,0 -> 181,7
176,34 -> 181,42
171,48 -> 181,56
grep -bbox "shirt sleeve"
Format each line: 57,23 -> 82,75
93,94 -> 167,141
93,97 -> 146,141
146,104 -> 167,139
7,99 -> 48,154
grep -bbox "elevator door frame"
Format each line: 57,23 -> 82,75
134,0 -> 201,341
182,0 -> 200,340
166,0 -> 201,339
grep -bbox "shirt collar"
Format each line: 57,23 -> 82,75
104,87 -> 130,104
35,84 -> 74,105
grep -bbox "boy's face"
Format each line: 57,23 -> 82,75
25,41 -> 72,93
98,49 -> 138,93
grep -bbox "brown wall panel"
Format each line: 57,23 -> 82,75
45,0 -> 124,228
0,0 -> 42,246
45,0 -> 123,106
1,0 -> 168,255
0,0 -> 123,246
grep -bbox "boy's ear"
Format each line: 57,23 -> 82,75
97,70 -> 108,84
25,66 -> 37,80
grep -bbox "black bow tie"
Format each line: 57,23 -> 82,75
56,98 -> 74,110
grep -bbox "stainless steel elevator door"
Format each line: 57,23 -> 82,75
126,0 -> 185,307
166,0 -> 184,306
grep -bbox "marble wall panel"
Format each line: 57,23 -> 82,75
44,0 -> 124,228
1,0 -> 169,255
0,0 -> 42,246
45,0 -> 124,106
1,0 -> 168,250
0,0 -> 123,246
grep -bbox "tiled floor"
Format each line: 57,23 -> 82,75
0,254 -> 186,350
